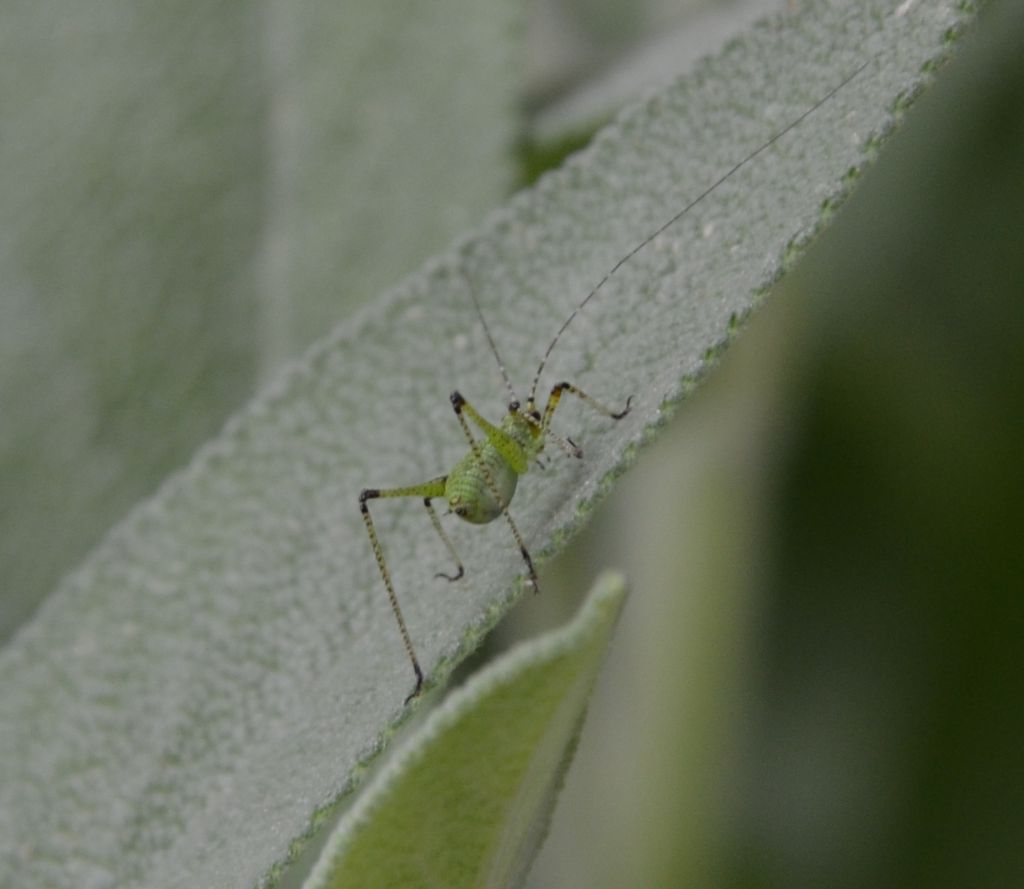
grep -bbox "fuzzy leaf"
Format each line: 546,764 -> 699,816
0,2 -> 968,888
303,573 -> 626,889
0,0 -> 519,641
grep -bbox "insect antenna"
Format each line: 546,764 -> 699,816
464,272 -> 518,404
528,59 -> 872,405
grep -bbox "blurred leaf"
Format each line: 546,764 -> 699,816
526,0 -> 782,149
0,1 -> 967,888
0,0 -> 520,641
303,573 -> 626,889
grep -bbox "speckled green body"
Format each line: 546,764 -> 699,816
445,411 -> 539,524
361,382 -> 629,699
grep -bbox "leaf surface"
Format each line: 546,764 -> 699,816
0,2 -> 968,888
303,573 -> 626,889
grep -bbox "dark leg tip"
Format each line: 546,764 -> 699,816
606,395 -> 630,419
404,666 -> 424,705
435,566 -> 464,582
450,390 -> 465,409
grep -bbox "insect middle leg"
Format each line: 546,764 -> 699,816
359,476 -> 463,700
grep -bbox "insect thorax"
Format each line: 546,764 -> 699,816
502,409 -> 543,456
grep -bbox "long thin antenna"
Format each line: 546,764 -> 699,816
528,59 -> 872,404
465,272 -> 518,403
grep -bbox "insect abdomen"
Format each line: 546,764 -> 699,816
446,446 -> 519,525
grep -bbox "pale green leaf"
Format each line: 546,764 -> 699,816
0,2 -> 968,888
303,573 -> 625,889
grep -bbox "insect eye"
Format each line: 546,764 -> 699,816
509,399 -> 520,412
529,410 -> 541,422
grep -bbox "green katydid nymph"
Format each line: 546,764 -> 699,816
361,61 -> 870,702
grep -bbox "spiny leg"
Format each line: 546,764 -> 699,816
523,411 -> 583,460
450,391 -> 539,591
424,497 -> 464,581
540,381 -> 632,456
359,476 -> 455,701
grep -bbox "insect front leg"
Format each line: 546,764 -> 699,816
449,391 -> 539,592
359,475 -> 460,701
539,382 -> 633,457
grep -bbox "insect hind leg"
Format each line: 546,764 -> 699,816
359,475 -> 455,701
